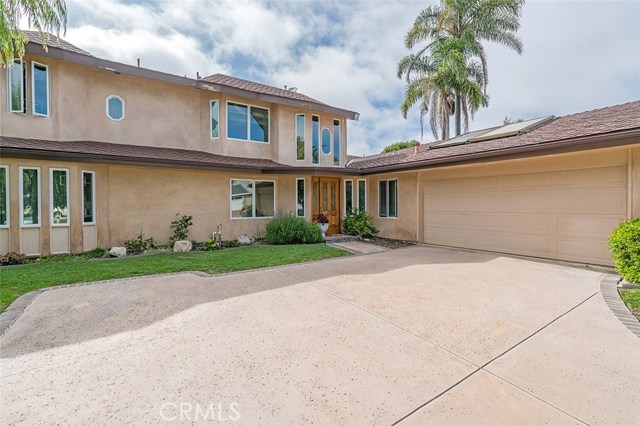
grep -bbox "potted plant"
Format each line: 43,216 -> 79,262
313,212 -> 330,237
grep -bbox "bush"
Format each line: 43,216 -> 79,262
81,247 -> 108,259
202,239 -> 221,251
124,232 -> 157,255
343,209 -> 379,239
266,214 -> 324,245
169,214 -> 193,246
609,219 -> 640,284
0,252 -> 27,266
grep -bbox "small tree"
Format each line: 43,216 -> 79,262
169,214 -> 193,246
381,140 -> 418,154
343,209 -> 379,239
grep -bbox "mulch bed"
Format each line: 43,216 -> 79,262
362,237 -> 418,249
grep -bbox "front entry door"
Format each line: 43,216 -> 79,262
313,177 -> 340,235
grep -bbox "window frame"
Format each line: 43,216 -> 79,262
357,179 -> 367,212
295,113 -> 305,161
225,101 -> 270,143
296,178 -> 305,217
0,165 -> 9,228
19,166 -> 41,228
378,179 -> 398,218
210,99 -> 220,139
311,115 -> 320,164
344,179 -> 353,216
105,95 -> 125,121
7,58 -> 26,113
50,168 -> 70,227
31,61 -> 50,117
82,170 -> 96,225
229,179 -> 276,220
333,118 -> 341,166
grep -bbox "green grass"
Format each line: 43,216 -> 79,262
0,245 -> 350,312
620,289 -> 640,319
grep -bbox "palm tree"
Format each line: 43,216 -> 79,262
399,0 -> 524,137
1,0 -> 67,66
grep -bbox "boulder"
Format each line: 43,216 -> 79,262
173,240 -> 193,252
237,235 -> 252,245
109,246 -> 127,258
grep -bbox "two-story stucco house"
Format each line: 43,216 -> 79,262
1,32 -> 639,266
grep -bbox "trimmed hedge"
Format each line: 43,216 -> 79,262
266,215 -> 324,245
609,218 -> 640,284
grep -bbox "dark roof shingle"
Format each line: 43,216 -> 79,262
23,30 -> 93,57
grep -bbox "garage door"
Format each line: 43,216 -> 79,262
423,159 -> 629,266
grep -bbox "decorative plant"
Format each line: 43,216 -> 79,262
124,231 -> 157,254
313,212 -> 329,224
343,209 -> 379,239
609,218 -> 640,284
202,239 -> 221,251
266,214 -> 324,245
169,213 -> 193,245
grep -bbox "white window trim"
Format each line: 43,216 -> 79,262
210,100 -> 220,139
311,115 -> 320,165
296,178 -> 305,217
7,59 -> 25,113
19,166 -> 41,228
343,179 -> 353,216
105,95 -> 125,121
378,179 -> 398,219
49,168 -> 70,227
229,179 -> 276,220
82,170 -> 96,225
332,118 -> 341,167
321,127 -> 332,156
295,114 -> 305,161
225,101 -> 271,144
357,179 -> 367,212
31,61 -> 50,117
0,165 -> 9,228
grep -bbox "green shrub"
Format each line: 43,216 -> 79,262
169,214 -> 193,246
81,247 -> 108,259
0,252 -> 27,266
202,239 -> 221,251
343,209 -> 379,239
124,232 -> 157,255
266,214 -> 324,245
222,240 -> 240,248
609,219 -> 640,284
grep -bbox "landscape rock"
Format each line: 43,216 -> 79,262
108,246 -> 127,258
173,240 -> 193,252
237,235 -> 252,245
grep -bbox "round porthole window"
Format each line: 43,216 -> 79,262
106,95 -> 124,121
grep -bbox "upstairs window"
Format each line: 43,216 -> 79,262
32,62 -> 49,116
7,59 -> 25,113
379,179 -> 398,218
296,114 -> 305,160
312,115 -> 320,164
106,96 -> 124,121
210,100 -> 219,138
227,102 -> 269,143
322,128 -> 331,155
333,119 -> 341,166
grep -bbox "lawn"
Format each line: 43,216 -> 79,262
619,289 -> 640,320
0,245 -> 350,312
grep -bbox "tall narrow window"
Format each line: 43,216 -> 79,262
322,128 -> 331,155
333,119 -> 340,166
20,167 -> 40,226
379,179 -> 398,218
7,59 -> 25,113
344,180 -> 353,214
296,178 -> 305,217
51,169 -> 69,225
0,166 -> 8,226
210,100 -> 219,138
32,62 -> 49,116
295,114 -> 305,160
312,115 -> 320,164
357,179 -> 366,212
83,171 -> 95,224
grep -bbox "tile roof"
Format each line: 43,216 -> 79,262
0,137 -> 286,170
348,100 -> 640,170
23,30 -> 93,57
201,73 -> 326,105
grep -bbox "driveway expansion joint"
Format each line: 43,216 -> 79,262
599,274 -> 640,338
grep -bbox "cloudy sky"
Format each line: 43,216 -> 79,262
55,0 -> 640,155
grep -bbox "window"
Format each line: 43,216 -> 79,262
296,178 -> 305,217
50,169 -> 69,225
322,128 -> 331,155
20,167 -> 40,226
230,180 -> 275,218
7,59 -> 25,113
227,102 -> 269,142
296,114 -> 305,160
344,179 -> 353,214
106,96 -> 124,121
379,179 -> 398,218
32,62 -> 49,116
357,179 -> 366,212
333,119 -> 340,166
210,100 -> 219,138
83,171 -> 95,224
312,115 -> 320,164
0,166 -> 8,226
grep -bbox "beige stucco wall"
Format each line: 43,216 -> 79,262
367,172 -> 419,241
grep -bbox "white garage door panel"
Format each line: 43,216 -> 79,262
423,164 -> 628,265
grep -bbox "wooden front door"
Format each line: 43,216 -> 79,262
312,177 -> 340,235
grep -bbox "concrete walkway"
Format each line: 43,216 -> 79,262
1,246 -> 638,425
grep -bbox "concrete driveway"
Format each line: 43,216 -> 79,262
1,246 -> 638,425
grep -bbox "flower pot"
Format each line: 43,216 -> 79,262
318,223 -> 329,238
